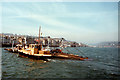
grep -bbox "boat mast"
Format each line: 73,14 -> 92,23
12,39 -> 14,49
48,36 -> 50,48
38,26 -> 41,45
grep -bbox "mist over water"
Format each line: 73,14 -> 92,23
1,47 -> 120,79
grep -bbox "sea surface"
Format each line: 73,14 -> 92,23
1,47 -> 120,79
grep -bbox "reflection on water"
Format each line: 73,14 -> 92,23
1,47 -> 120,78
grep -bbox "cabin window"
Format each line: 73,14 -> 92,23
35,45 -> 38,48
32,45 -> 34,48
38,45 -> 41,50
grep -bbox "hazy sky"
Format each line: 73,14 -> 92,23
1,2 -> 118,44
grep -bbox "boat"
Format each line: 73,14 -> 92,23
17,43 -> 88,60
4,44 -> 23,53
4,26 -> 89,61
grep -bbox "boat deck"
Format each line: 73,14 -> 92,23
5,48 -> 88,60
34,54 -> 52,56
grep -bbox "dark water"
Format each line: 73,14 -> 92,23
1,47 -> 120,79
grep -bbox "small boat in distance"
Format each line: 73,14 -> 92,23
4,26 -> 89,61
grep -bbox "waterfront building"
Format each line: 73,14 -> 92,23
0,33 -> 89,47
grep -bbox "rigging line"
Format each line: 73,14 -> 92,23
75,47 -> 87,57
79,48 -> 90,54
63,47 -> 74,54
